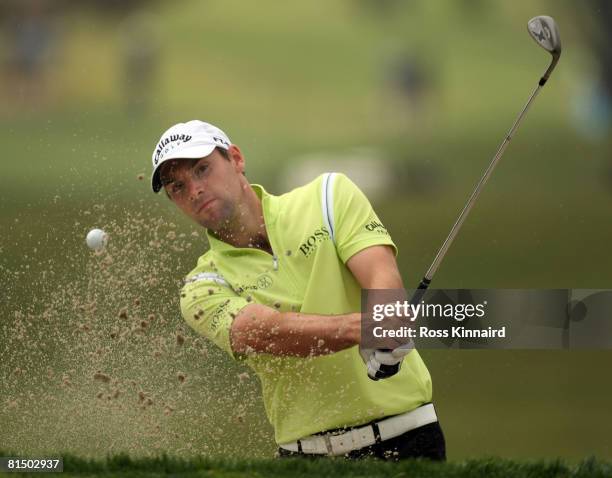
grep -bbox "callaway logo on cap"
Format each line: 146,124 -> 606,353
150,120 -> 232,193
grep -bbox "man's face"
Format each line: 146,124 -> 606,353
159,146 -> 245,230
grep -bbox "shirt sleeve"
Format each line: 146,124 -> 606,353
180,272 -> 249,360
328,173 -> 398,264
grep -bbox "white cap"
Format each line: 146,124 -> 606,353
150,120 -> 232,193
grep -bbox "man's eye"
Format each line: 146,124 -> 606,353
195,164 -> 208,178
172,183 -> 184,194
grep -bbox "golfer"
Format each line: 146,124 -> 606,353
150,120 -> 446,460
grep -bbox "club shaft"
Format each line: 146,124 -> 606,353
422,82 -> 543,284
394,18 -> 561,353
395,82 -> 547,352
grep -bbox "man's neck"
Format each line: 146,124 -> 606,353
213,184 -> 272,253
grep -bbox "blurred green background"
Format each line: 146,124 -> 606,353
1,0 -> 611,462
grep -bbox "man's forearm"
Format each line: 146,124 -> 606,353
230,304 -> 361,357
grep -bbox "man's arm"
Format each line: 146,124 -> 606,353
346,245 -> 404,290
230,304 -> 361,357
347,244 -> 412,381
229,245 -> 400,358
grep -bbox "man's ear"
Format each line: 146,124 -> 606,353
228,145 -> 245,173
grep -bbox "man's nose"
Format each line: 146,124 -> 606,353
187,177 -> 204,201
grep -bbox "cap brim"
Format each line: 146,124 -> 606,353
151,144 -> 217,193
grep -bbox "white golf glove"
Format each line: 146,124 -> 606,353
359,345 -> 413,381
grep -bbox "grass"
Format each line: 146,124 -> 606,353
0,453 -> 611,478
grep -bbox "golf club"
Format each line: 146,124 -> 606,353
395,16 -> 562,350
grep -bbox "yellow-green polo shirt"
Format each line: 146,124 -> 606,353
180,173 -> 432,444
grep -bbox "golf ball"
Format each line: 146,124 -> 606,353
86,228 -> 108,251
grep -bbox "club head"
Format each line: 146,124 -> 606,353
528,15 -> 562,58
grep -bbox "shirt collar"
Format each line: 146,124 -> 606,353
205,183 -> 279,251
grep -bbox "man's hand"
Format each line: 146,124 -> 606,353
359,345 -> 413,381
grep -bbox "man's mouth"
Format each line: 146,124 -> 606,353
197,198 -> 216,213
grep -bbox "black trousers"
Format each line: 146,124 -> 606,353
278,421 -> 446,461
